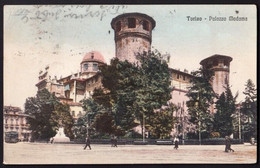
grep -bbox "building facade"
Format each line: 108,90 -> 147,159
36,51 -> 105,122
3,106 -> 31,141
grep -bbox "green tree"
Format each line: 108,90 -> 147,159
52,103 -> 74,139
93,112 -> 115,135
186,67 -> 215,140
75,98 -> 106,138
25,89 -> 74,140
241,79 -> 257,141
134,51 -> 172,130
93,58 -> 139,134
93,50 -> 172,136
24,89 -> 59,140
213,85 -> 237,137
148,104 -> 176,139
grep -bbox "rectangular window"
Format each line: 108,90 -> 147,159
65,91 -> 70,98
84,64 -> 88,70
183,75 -> 186,81
128,18 -> 136,28
116,21 -> 121,31
225,75 -> 228,84
93,63 -> 98,71
177,74 -> 179,79
143,20 -> 149,31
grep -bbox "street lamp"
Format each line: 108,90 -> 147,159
195,91 -> 202,145
238,102 -> 242,142
142,113 -> 145,142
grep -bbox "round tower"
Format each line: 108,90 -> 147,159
111,13 -> 156,63
200,54 -> 233,97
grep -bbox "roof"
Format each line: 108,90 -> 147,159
81,51 -> 105,64
169,68 -> 194,78
111,12 -> 156,29
200,54 -> 233,65
4,106 -> 22,112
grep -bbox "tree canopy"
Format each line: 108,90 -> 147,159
90,50 -> 173,137
24,88 -> 74,140
241,79 -> 257,140
186,67 -> 215,138
213,85 -> 237,137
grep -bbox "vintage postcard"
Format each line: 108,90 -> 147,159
3,5 -> 257,164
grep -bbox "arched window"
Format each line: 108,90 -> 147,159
128,18 -> 136,28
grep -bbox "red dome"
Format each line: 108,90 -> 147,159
81,51 -> 105,64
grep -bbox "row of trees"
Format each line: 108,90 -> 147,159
186,66 -> 257,140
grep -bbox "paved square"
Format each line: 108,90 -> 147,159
3,142 -> 257,164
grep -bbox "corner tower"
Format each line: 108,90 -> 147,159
111,13 -> 156,63
200,54 -> 233,97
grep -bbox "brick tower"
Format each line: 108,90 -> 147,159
200,54 -> 233,113
111,13 -> 156,63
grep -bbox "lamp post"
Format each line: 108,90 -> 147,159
181,101 -> 185,145
142,113 -> 145,142
86,113 -> 89,137
195,91 -> 202,145
238,103 -> 242,142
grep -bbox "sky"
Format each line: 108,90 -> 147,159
4,5 -> 257,110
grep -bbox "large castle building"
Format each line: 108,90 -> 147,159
35,13 -> 232,137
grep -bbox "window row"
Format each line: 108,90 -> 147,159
83,63 -> 99,71
116,18 -> 150,31
176,74 -> 188,81
5,118 -> 21,124
71,111 -> 82,117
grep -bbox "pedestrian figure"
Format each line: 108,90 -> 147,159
84,136 -> 91,150
114,136 -> 118,147
111,136 -> 114,147
250,137 -> 255,145
225,136 -> 234,152
111,136 -> 118,147
173,137 -> 179,150
50,137 -> 54,144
